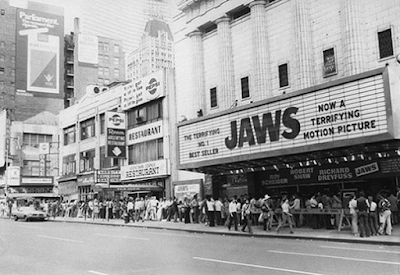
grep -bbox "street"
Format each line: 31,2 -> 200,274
0,219 -> 399,275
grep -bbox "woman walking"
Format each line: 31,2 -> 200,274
275,198 -> 294,234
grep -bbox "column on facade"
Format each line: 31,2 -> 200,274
341,0 -> 365,75
249,0 -> 272,99
188,30 -> 206,115
292,0 -> 314,89
215,15 -> 235,109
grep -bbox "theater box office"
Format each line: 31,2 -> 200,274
177,67 -> 400,200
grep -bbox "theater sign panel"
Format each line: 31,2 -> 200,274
178,68 -> 400,169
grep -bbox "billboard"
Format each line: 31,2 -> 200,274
105,112 -> 126,158
15,8 -> 64,97
78,34 -> 98,64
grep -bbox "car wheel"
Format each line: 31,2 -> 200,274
24,216 -> 29,222
14,215 -> 18,221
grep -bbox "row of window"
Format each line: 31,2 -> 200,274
99,55 -> 120,65
209,28 -> 394,109
0,67 -> 15,77
0,55 -> 15,63
98,67 -> 120,78
22,160 -> 51,176
99,42 -> 120,53
0,41 -> 15,50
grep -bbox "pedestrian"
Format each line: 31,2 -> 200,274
356,191 -> 371,237
183,197 -> 191,224
214,198 -> 223,225
191,195 -> 200,223
275,198 -> 294,234
378,194 -> 392,235
348,195 -> 359,236
291,194 -> 301,228
387,192 -> 398,225
127,197 -> 135,223
93,198 -> 100,220
368,196 -> 378,236
227,196 -> 238,231
206,195 -> 215,227
241,199 -> 252,234
261,194 -> 272,231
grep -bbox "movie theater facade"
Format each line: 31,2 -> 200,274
177,67 -> 400,199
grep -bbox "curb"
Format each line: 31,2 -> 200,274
47,219 -> 400,247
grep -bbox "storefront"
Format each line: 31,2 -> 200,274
120,159 -> 169,198
177,67 -> 400,201
57,178 -> 78,201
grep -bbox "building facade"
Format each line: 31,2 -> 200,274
64,18 -> 126,107
0,0 -> 64,121
126,19 -> 175,81
174,0 -> 400,200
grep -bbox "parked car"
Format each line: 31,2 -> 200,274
12,206 -> 47,221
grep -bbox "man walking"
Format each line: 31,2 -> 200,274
227,196 -> 238,231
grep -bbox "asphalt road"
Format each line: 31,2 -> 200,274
0,218 -> 399,275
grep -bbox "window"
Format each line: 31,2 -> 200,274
99,54 -> 104,63
103,42 -> 110,51
80,149 -> 95,172
278,64 -> 289,88
104,55 -> 109,63
114,44 -> 119,53
114,57 -> 119,66
128,138 -> 164,164
210,87 -> 217,108
23,133 -> 52,147
0,68 -> 4,75
241,77 -> 250,99
100,113 -> 105,134
104,67 -> 110,77
0,41 -> 4,48
127,99 -> 162,129
10,69 -> 15,77
100,146 -> 120,169
0,81 -> 4,87
104,79 -> 110,85
323,48 -> 337,76
98,67 -> 104,77
0,55 -> 4,62
11,43 -> 15,51
80,117 -> 96,140
63,125 -> 76,145
114,69 -> 119,78
378,29 -> 393,59
62,154 -> 76,176
98,42 -> 103,51
11,56 -> 15,64
22,160 -> 50,176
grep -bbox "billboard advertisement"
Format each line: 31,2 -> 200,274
105,112 -> 126,158
15,8 -> 64,97
78,34 -> 98,65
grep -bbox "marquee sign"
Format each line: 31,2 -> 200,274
178,70 -> 391,167
122,69 -> 165,111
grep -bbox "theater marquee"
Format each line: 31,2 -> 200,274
178,68 -> 399,168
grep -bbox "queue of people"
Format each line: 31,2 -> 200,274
4,189 -> 398,239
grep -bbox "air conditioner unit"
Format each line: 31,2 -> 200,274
82,152 -> 88,158
136,108 -> 147,122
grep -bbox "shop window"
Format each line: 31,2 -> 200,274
378,28 -> 393,59
80,117 -> 96,140
323,48 -> 337,77
63,125 -> 76,145
241,77 -> 250,99
210,87 -> 217,108
278,63 -> 289,88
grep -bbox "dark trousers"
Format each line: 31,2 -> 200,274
215,211 -> 222,225
241,215 -> 252,233
358,211 -> 371,237
207,211 -> 215,226
368,212 -> 378,235
227,213 -> 238,230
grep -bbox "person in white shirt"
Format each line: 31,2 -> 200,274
348,195 -> 359,236
227,196 -> 238,231
276,198 -> 294,234
214,198 -> 223,225
126,197 -> 135,223
206,196 -> 215,227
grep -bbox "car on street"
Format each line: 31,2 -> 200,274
12,206 -> 48,221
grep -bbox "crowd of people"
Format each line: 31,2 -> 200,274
1,189 -> 399,238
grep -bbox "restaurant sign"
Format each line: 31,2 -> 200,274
178,70 -> 392,167
127,120 -> 163,145
121,159 -> 169,181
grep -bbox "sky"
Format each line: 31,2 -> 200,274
20,0 -> 180,53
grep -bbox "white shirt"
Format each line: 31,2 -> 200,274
370,201 -> 377,212
206,200 -> 214,211
229,201 -> 237,214
214,200 -> 223,211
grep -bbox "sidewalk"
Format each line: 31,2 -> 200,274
48,216 -> 400,247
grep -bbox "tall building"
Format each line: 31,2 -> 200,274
73,0 -> 175,54
0,0 -> 64,121
174,0 -> 400,201
126,19 -> 174,81
64,18 -> 126,107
